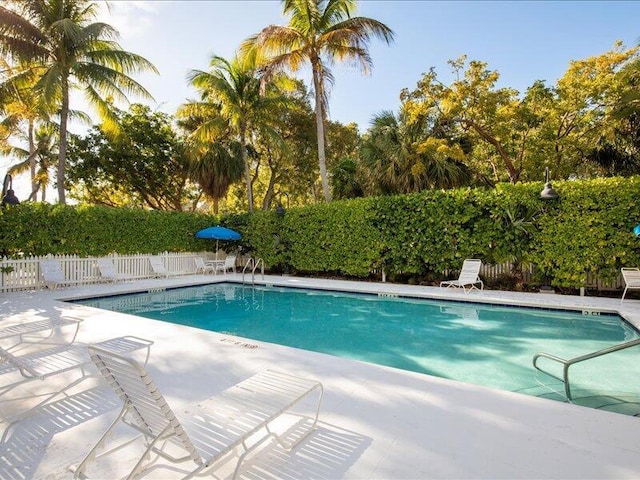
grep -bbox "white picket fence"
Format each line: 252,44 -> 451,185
0,253 -> 624,292
0,252 -> 216,291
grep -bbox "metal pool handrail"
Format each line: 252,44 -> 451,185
533,337 -> 640,400
242,257 -> 264,284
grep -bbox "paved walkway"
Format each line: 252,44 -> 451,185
0,275 -> 639,479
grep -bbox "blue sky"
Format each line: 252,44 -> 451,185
100,0 -> 640,131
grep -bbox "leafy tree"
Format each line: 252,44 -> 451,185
401,46 -> 639,184
547,43 -> 639,178
0,0 -> 157,204
242,0 -> 394,202
66,104 -> 195,211
402,57 -> 527,183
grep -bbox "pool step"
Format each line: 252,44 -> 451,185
516,382 -> 640,416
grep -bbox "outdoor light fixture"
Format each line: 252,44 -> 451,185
275,193 -> 289,217
539,167 -> 559,201
1,174 -> 19,207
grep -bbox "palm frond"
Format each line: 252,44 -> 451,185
322,0 -> 357,27
83,48 -> 158,75
74,61 -> 154,102
0,5 -> 46,60
83,82 -> 121,137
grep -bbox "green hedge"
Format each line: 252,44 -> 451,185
529,177 -> 640,286
2,176 -> 640,288
0,203 -> 217,256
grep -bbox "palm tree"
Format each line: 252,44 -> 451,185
180,55 -> 286,212
242,0 -> 394,202
0,57 -> 53,197
7,122 -> 58,201
0,0 -> 157,204
360,110 -> 470,195
188,142 -> 244,214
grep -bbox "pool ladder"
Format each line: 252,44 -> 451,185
242,257 -> 264,285
533,337 -> 640,400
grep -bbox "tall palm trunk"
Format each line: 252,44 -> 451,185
239,124 -> 254,212
57,76 -> 69,204
28,119 -> 37,201
311,60 -> 331,202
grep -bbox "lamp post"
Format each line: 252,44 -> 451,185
275,193 -> 290,275
539,167 -> 559,201
1,174 -> 19,207
538,167 -> 558,293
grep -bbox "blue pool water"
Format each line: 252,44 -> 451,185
76,283 -> 640,413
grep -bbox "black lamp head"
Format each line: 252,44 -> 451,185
539,167 -> 559,201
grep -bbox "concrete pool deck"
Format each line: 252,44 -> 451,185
1,274 -> 639,479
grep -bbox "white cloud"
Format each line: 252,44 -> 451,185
97,1 -> 161,40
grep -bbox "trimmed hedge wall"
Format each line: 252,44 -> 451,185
2,176 -> 639,288
0,203 -> 217,256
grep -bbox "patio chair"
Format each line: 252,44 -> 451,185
440,259 -> 484,293
0,336 -> 153,413
194,256 -> 214,274
96,258 -> 130,283
215,254 -> 237,275
149,256 -> 182,278
72,347 -> 323,480
0,318 -> 82,351
39,259 -> 82,290
621,267 -> 640,302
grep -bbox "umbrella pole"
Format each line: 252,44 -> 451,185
216,240 -> 219,260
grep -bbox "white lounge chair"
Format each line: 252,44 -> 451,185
440,259 -> 484,292
39,259 -> 82,289
72,347 -> 323,480
621,267 -> 640,302
215,254 -> 237,275
0,336 -> 153,415
194,256 -> 214,274
96,258 -> 129,283
149,256 -> 182,278
0,318 -> 82,351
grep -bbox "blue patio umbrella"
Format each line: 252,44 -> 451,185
195,225 -> 241,259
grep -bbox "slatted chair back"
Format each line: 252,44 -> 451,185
221,254 -> 237,273
457,259 -> 482,284
621,267 -> 640,301
149,256 -> 168,275
39,260 -> 65,285
97,258 -> 119,278
88,346 -> 202,464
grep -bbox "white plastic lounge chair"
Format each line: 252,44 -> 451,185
149,256 -> 182,278
621,267 -> 640,302
96,258 -> 129,283
72,347 -> 323,480
194,256 -> 214,274
440,259 -> 484,292
0,336 -> 153,415
0,318 -> 82,351
39,259 -> 82,289
215,254 -> 237,275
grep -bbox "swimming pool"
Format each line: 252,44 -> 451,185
76,283 -> 640,414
